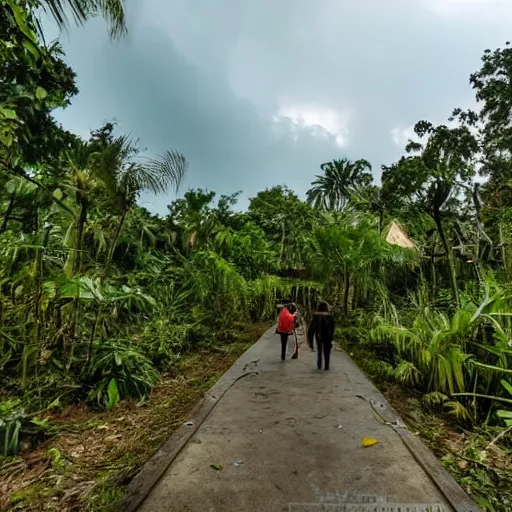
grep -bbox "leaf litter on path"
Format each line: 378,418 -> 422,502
0,323 -> 271,511
361,436 -> 378,447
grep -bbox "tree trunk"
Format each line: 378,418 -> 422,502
67,202 -> 88,370
76,202 -> 87,272
88,207 -> 129,368
0,192 -> 16,233
433,211 -> 459,307
474,220 -> 481,265
499,222 -> 508,275
24,224 -> 50,387
86,306 -> 102,368
279,218 -> 285,269
430,238 -> 437,299
101,207 -> 128,283
343,272 -> 351,316
56,304 -> 64,352
472,183 -> 493,263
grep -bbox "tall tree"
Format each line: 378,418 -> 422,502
84,123 -> 188,281
382,121 -> 479,306
167,189 -> 218,251
306,158 -> 372,211
1,1 -> 78,163
350,184 -> 396,234
456,43 -> 512,272
249,185 -> 318,269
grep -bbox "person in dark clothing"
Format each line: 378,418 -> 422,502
307,302 -> 335,370
276,303 -> 297,360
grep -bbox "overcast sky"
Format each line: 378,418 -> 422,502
51,0 -> 512,214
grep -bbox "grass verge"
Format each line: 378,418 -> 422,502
341,338 -> 512,512
0,322 -> 270,512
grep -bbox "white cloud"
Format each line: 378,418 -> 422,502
391,117 -> 466,149
420,0 -> 511,18
55,0 -> 512,211
391,126 -> 417,148
273,104 -> 350,147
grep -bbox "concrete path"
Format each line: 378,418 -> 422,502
135,327 -> 476,512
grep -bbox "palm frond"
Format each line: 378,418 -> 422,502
393,360 -> 421,386
422,391 -> 448,407
307,158 -> 373,211
444,400 -> 472,422
144,150 -> 188,194
40,0 -> 127,39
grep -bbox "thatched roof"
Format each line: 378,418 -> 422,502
385,221 -> 417,249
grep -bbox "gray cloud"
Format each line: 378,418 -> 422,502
53,0 -> 512,214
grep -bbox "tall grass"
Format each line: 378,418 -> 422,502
368,282 -> 512,423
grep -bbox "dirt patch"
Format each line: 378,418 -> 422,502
0,322 -> 270,512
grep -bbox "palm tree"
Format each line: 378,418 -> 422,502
58,124 -> 187,283
85,125 -> 187,364
62,140 -> 95,276
41,0 -> 127,39
57,131 -> 187,366
350,185 -> 388,234
89,129 -> 187,281
306,158 -> 372,211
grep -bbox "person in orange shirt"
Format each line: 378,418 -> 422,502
276,303 -> 297,361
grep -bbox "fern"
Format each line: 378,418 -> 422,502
422,391 -> 449,408
444,400 -> 472,422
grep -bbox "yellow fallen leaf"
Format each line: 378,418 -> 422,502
362,436 -> 378,447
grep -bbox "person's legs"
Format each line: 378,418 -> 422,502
324,340 -> 332,370
280,333 -> 288,360
316,340 -> 323,369
291,332 -> 299,359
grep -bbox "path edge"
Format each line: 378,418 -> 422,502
121,326 -> 275,512
341,350 -> 482,512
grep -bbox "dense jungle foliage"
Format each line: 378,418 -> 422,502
2,1 -> 512,510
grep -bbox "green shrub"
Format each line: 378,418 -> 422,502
0,400 -> 24,457
88,340 -> 159,409
139,319 -> 192,369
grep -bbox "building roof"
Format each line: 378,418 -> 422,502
385,221 -> 417,249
